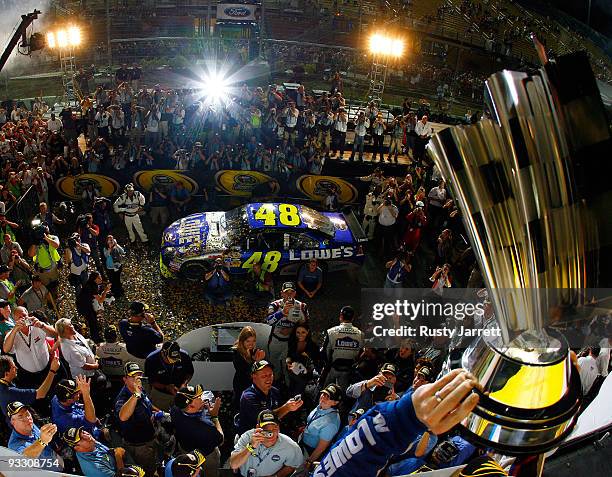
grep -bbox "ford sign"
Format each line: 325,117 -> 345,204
224,7 -> 251,17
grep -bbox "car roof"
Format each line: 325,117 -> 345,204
243,203 -> 335,236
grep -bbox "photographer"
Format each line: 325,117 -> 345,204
103,235 -> 125,297
346,363 -> 400,412
349,111 -> 369,162
18,275 -> 58,316
204,258 -> 232,306
64,232 -> 91,295
27,226 -> 61,297
78,213 -> 102,274
76,272 -> 112,344
376,197 -> 399,259
385,250 -> 413,289
119,301 -> 164,360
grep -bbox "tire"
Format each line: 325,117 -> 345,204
180,260 -> 212,281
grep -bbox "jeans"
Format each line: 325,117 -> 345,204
350,134 -> 366,160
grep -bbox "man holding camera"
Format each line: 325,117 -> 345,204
2,306 -> 58,388
27,226 -> 61,296
144,341 -> 193,411
78,213 -> 103,274
18,275 -> 57,315
113,183 -> 148,245
115,362 -> 158,476
119,301 -> 164,361
231,410 -> 303,477
346,363 -> 400,412
64,233 -> 91,296
170,384 -> 224,477
266,282 -> 309,384
204,258 -> 232,306
349,111 -> 369,162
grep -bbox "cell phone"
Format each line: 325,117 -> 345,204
293,394 -> 302,401
139,376 -> 149,384
383,381 -> 393,389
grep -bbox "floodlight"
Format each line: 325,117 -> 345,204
368,33 -> 405,58
200,73 -> 229,103
68,26 -> 81,46
56,29 -> 68,48
46,32 -> 56,49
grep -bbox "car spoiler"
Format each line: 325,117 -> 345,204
342,208 -> 368,243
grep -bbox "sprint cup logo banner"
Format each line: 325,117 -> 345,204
215,170 -> 276,197
297,175 -> 358,204
133,170 -> 199,193
56,174 -> 120,199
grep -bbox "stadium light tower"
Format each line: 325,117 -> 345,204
366,33 -> 404,106
47,25 -> 82,106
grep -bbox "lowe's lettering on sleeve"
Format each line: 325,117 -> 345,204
313,391 -> 427,477
266,298 -> 309,331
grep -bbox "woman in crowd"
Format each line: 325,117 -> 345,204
287,323 -> 322,398
75,271 -> 112,343
301,383 -> 342,467
232,326 -> 265,409
103,234 -> 125,298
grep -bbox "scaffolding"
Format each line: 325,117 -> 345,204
366,58 -> 388,106
55,46 -> 81,108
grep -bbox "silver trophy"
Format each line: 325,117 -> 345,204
428,51 -> 611,455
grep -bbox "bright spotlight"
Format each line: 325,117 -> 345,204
368,33 -> 405,58
46,32 -> 56,49
200,73 -> 230,103
56,29 -> 68,48
68,26 -> 81,46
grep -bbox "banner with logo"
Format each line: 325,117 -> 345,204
55,170 -> 368,205
133,170 -> 199,194
216,4 -> 258,21
55,174 -> 120,200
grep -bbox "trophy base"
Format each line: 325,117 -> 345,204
456,330 -> 582,456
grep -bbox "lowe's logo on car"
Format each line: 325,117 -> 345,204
289,247 -> 354,261
225,7 -> 250,17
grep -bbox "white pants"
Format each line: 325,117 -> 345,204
267,335 -> 289,384
362,215 -> 377,240
124,214 -> 148,243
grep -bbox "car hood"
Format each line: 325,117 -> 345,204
161,212 -> 226,257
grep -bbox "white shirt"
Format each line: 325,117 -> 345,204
578,355 -> 599,395
354,118 -> 370,137
60,333 -> 97,378
47,118 -> 62,132
378,204 -> 398,226
415,120 -> 433,137
428,186 -> 447,208
334,116 -> 348,133
597,338 -> 611,377
10,326 -> 50,373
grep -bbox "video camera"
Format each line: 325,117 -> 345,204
31,224 -> 48,245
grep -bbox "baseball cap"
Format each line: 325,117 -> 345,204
63,426 -> 83,446
415,201 -> 425,208
117,466 -> 146,477
174,384 -> 204,409
257,409 -> 279,427
0,299 -> 10,308
124,361 -> 143,377
340,305 -> 355,321
349,408 -> 365,420
380,363 -> 397,376
171,450 -> 206,477
321,383 -> 343,402
162,341 -> 181,363
251,359 -> 273,374
129,301 -> 149,315
416,364 -> 433,382
56,379 -> 79,401
7,401 -> 29,417
281,281 -> 295,292
125,183 -> 134,191
459,455 -> 508,476
0,265 -> 10,274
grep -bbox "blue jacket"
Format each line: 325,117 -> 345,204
313,390 -> 427,477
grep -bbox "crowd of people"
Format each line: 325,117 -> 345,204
0,58 -> 609,477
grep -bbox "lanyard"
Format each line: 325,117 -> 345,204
306,407 -> 337,429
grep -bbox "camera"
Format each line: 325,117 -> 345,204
31,224 -> 48,245
261,431 -> 274,438
76,214 -> 89,228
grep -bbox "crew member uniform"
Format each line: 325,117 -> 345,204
321,323 -> 364,389
113,187 -> 148,244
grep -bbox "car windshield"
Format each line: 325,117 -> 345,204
299,205 -> 335,237
219,206 -> 249,246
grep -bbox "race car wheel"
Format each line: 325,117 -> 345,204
180,260 -> 212,281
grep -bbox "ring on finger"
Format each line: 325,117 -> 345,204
434,390 -> 443,403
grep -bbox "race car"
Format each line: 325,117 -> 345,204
160,202 -> 368,280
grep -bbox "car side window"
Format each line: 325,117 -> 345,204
290,232 -> 319,249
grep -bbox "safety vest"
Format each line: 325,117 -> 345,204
254,269 -> 268,292
34,243 -> 60,270
0,279 -> 15,304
